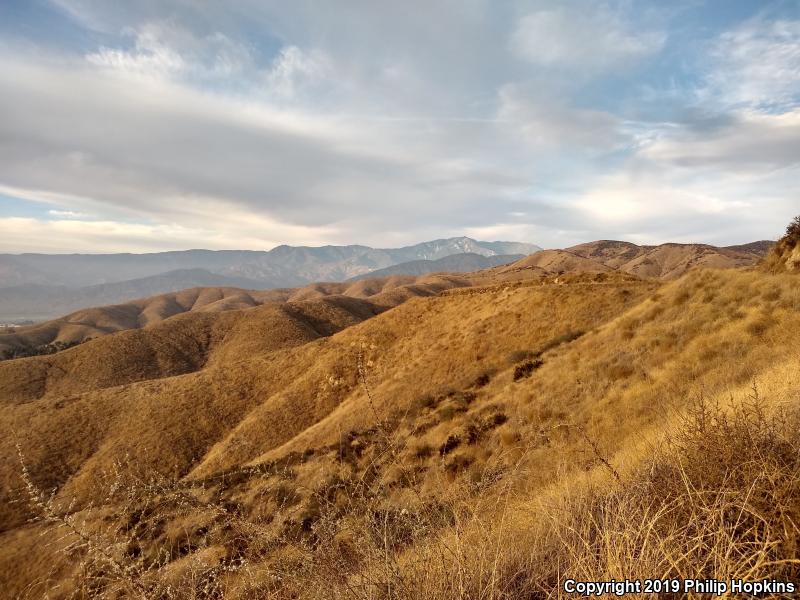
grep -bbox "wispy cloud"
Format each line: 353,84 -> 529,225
47,209 -> 89,218
0,0 -> 796,252
510,3 -> 665,71
702,17 -> 800,111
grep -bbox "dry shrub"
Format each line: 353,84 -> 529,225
762,215 -> 800,272
512,359 -> 543,381
507,331 -> 584,368
471,391 -> 800,599
472,371 -> 493,388
538,330 -> 585,354
15,449 -> 248,599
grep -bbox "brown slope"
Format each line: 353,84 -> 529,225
2,265 -> 800,597
567,240 -> 768,278
209,268 -> 800,487
724,240 -> 775,255
0,272 -> 483,357
0,271 -> 653,530
566,240 -> 649,268
497,249 -> 614,275
0,287 -> 291,355
192,273 -> 656,478
619,243 -> 760,278
0,271 -> 487,408
0,295 -> 389,407
6,237 -> 764,356
0,295 -> 388,533
1,239 -> 772,357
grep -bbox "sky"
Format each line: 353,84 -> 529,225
0,0 -> 798,253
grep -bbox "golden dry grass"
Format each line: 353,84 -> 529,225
566,240 -> 770,279
0,234 -> 798,598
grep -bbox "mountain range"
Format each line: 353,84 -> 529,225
0,237 -> 541,321
0,238 -> 775,323
346,252 -> 525,281
0,238 -> 774,355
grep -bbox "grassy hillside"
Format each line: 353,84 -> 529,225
0,275 -> 472,357
0,269 -> 268,322
1,239 -> 769,360
0,232 -> 797,599
566,240 -> 772,278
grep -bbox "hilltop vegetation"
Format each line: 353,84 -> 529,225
762,216 -> 800,273
0,225 -> 797,598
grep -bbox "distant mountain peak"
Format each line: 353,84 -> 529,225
383,237 -> 541,262
0,237 -> 542,320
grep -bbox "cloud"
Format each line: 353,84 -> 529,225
0,1 -> 795,253
575,172 -> 738,223
566,106 -> 800,244
554,14 -> 800,245
0,51 -> 531,248
497,83 -> 628,150
510,3 -> 665,71
0,208 -> 338,253
0,217 -> 198,253
85,21 -> 259,84
642,109 -> 800,173
47,209 -> 88,218
702,18 -> 800,111
568,160 -> 798,245
86,25 -> 185,77
264,45 -> 332,101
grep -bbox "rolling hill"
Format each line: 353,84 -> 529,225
0,239 -> 774,357
0,274 -> 477,357
0,228 -> 796,599
0,269 -> 266,322
0,239 -> 768,324
497,248 -> 615,275
347,253 -> 523,280
0,238 -> 542,321
566,239 -> 773,277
